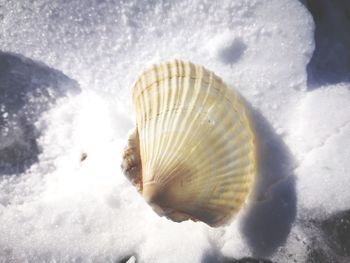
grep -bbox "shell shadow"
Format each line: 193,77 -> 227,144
240,108 -> 297,257
0,51 -> 80,175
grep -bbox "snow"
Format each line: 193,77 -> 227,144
290,84 -> 350,214
0,0 -> 349,262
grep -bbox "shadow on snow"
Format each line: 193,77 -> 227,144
0,51 -> 79,176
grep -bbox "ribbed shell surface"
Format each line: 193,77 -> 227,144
132,60 -> 256,227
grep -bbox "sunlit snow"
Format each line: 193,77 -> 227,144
0,0 -> 349,262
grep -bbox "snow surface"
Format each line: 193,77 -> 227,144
0,0 -> 349,262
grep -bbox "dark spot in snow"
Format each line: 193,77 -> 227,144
80,152 -> 88,162
218,38 -> 247,65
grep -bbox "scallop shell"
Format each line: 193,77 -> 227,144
122,60 -> 256,227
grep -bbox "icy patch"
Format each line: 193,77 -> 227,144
285,84 -> 350,213
291,85 -> 350,214
288,84 -> 350,159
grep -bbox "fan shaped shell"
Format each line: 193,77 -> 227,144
122,60 -> 256,227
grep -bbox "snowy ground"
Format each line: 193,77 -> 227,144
0,0 -> 349,262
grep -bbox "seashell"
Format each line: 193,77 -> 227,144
121,60 -> 256,227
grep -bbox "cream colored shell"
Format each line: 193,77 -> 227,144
122,60 -> 256,227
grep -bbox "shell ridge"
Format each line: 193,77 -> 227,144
153,61 -> 192,184
136,74 -> 149,186
193,171 -> 252,191
181,106 -> 248,182
144,61 -> 253,210
153,64 -> 218,201
152,64 -> 170,183
155,109 -> 210,185
157,61 -> 196,184
195,74 -> 232,207
142,68 -> 155,182
150,64 -> 165,183
133,61 -> 232,102
171,67 -> 221,209
153,61 -> 183,181
190,130 -> 249,172
152,61 -> 186,182
155,63 -> 212,184
194,156 -> 253,182
128,60 -> 257,227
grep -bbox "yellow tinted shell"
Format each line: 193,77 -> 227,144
122,60 -> 256,227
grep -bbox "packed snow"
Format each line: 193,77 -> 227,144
0,0 -> 349,262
